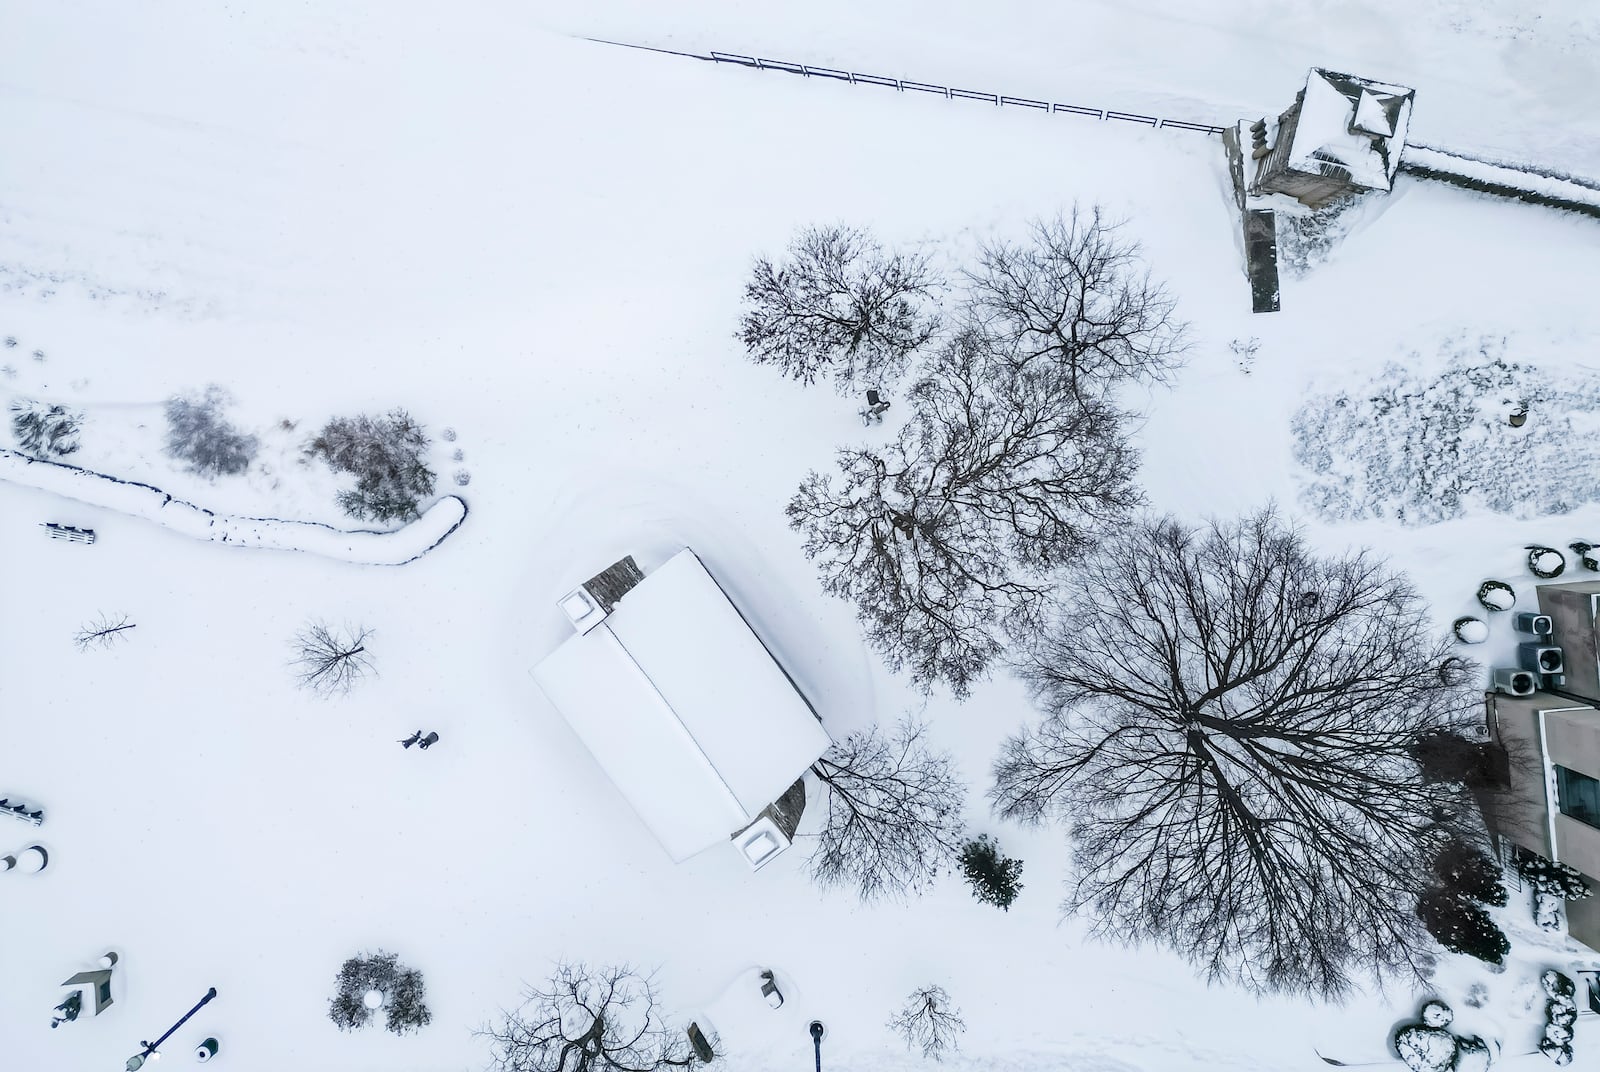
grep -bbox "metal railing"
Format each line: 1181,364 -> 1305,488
704,50 -> 1227,134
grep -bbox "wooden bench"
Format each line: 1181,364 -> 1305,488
42,523 -> 96,544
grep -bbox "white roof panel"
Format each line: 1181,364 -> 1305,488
608,549 -> 832,813
533,625 -> 751,862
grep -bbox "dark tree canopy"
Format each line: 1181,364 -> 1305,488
481,963 -> 703,1072
308,409 -> 436,523
965,206 -> 1186,397
738,224 -> 941,391
808,718 -> 967,902
958,834 -> 1024,911
329,950 -> 432,1035
1432,841 -> 1507,907
1416,888 -> 1510,965
788,328 -> 1139,695
991,509 -> 1481,1000
164,385 -> 258,477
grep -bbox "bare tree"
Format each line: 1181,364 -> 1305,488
480,963 -> 704,1072
991,509 -> 1481,1000
966,206 -> 1186,397
788,328 -> 1139,695
808,718 -> 967,902
291,621 -> 375,696
738,224 -> 942,391
74,613 -> 137,652
888,985 -> 966,1061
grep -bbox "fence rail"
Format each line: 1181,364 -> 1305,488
605,40 -> 1227,135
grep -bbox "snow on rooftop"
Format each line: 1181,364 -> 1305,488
534,624 -> 750,862
1288,68 -> 1413,191
533,549 -> 830,862
1353,88 -> 1394,137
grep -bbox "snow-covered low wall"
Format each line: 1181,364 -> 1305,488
1400,144 -> 1600,221
0,449 -> 468,565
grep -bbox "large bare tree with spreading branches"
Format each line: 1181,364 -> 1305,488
808,718 -> 967,902
991,509 -> 1481,1000
480,963 -> 705,1072
966,206 -> 1186,397
788,328 -> 1139,695
738,224 -> 942,391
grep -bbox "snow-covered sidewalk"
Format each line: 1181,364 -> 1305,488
0,449 -> 468,565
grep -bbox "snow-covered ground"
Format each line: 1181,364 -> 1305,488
3,2 -> 1600,1070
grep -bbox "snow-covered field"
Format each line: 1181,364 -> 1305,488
3,2 -> 1600,1070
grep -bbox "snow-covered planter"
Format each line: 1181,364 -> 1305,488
1527,546 -> 1567,578
1478,581 -> 1516,612
1571,541 -> 1600,572
1420,1000 -> 1453,1029
1437,656 -> 1474,686
1453,617 -> 1489,644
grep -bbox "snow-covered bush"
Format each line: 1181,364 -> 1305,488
888,985 -> 966,1061
1453,617 -> 1489,643
329,951 -> 431,1035
1293,340 -> 1600,525
9,398 -> 82,456
1539,971 -> 1578,1066
1416,888 -> 1510,965
958,834 -> 1024,911
307,409 -> 436,523
1518,853 -> 1594,900
164,385 -> 258,477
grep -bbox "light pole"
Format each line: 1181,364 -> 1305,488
808,1020 -> 826,1072
125,987 -> 217,1070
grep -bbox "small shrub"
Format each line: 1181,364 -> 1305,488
1432,842 -> 1507,907
10,398 -> 83,456
329,950 -> 430,1035
1416,888 -> 1510,965
307,409 -> 436,523
1518,853 -> 1594,900
164,385 -> 258,477
959,834 -> 1024,911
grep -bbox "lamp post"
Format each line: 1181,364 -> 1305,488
125,987 -> 217,1070
808,1020 -> 826,1072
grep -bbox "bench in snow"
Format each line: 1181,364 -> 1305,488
42,523 -> 96,544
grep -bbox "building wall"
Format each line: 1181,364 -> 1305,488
1538,580 -> 1600,706
1566,890 -> 1600,952
1487,693 -> 1560,857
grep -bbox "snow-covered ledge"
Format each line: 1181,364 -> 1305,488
0,449 -> 468,565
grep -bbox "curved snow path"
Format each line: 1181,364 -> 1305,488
0,449 -> 467,565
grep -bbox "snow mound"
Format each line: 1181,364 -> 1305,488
0,449 -> 467,565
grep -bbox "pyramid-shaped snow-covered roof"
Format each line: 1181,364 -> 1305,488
1288,68 -> 1414,191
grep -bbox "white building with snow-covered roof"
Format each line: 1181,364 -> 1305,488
532,548 -> 830,867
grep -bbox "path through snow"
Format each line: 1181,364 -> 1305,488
0,449 -> 468,565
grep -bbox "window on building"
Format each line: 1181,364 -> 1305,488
1556,765 -> 1600,829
